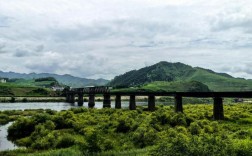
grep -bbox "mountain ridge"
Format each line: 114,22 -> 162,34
109,61 -> 252,91
0,71 -> 109,87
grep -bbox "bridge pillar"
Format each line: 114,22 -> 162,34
103,94 -> 111,108
115,95 -> 121,109
148,95 -> 155,111
68,94 -> 75,103
213,97 -> 224,120
129,95 -> 136,110
88,94 -> 95,108
175,95 -> 183,113
78,94 -> 84,106
66,94 -> 70,102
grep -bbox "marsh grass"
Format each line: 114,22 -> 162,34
1,103 -> 252,156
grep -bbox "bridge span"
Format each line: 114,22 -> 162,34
65,87 -> 252,120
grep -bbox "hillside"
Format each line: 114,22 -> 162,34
0,83 -> 55,97
109,61 -> 252,91
112,81 -> 211,92
141,81 -> 210,92
0,71 -> 109,87
0,78 -> 61,96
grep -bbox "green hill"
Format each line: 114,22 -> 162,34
142,81 -> 210,92
112,81 -> 211,92
0,78 -> 60,96
109,61 -> 252,91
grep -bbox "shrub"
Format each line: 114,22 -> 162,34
22,98 -> 28,102
56,134 -> 76,148
132,125 -> 158,148
8,117 -> 36,140
149,133 -> 190,156
189,122 -> 202,135
149,134 -> 234,156
232,130 -> 252,139
0,114 -> 10,125
84,127 -> 103,152
170,113 -> 187,127
31,132 -> 56,150
233,139 -> 252,156
10,96 -> 15,103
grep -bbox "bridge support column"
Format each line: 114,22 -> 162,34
88,94 -> 95,108
66,94 -> 70,103
115,95 -> 121,109
175,95 -> 183,113
148,95 -> 155,111
103,94 -> 111,108
69,94 -> 75,104
213,97 -> 224,120
129,95 -> 136,110
78,94 -> 84,106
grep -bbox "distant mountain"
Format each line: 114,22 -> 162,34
109,61 -> 252,91
0,71 -> 109,88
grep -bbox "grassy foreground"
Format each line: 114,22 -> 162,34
1,104 -> 252,156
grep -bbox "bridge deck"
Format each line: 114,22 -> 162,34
110,91 -> 252,98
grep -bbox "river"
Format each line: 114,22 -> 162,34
0,122 -> 17,151
0,101 -> 149,111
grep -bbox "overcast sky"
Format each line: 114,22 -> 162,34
0,0 -> 252,80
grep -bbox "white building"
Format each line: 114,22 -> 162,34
0,79 -> 7,83
51,86 -> 64,91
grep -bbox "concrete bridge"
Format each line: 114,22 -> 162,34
65,87 -> 252,120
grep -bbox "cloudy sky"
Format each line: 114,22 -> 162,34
0,0 -> 252,80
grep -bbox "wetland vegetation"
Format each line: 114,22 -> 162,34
1,104 -> 252,156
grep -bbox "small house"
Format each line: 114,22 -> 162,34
0,79 -> 7,83
51,86 -> 64,91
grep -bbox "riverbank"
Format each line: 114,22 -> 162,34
0,97 -> 66,103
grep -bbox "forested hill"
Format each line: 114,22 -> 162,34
0,71 -> 109,87
109,61 -> 252,91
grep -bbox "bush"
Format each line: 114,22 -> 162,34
132,125 -> 158,148
31,132 -> 56,150
170,113 -> 187,127
149,134 -> 234,156
0,114 -> 10,125
56,134 -> 76,148
10,96 -> 15,103
189,122 -> 202,135
233,139 -> 252,156
22,98 -> 28,102
8,117 -> 36,140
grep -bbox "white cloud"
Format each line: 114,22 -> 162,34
0,0 -> 252,79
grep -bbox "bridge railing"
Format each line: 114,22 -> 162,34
83,86 -> 110,94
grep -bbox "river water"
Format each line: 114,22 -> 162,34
0,101 -> 149,111
0,101 -> 148,151
0,122 -> 17,151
